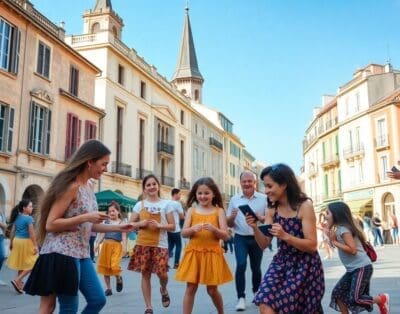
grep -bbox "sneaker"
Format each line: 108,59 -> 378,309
235,297 -> 246,311
378,293 -> 389,314
105,289 -> 112,296
116,276 -> 123,292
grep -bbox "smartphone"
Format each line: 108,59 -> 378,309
238,204 -> 259,221
391,166 -> 400,172
258,224 -> 273,237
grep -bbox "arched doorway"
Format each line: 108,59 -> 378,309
22,185 -> 44,217
382,193 -> 395,222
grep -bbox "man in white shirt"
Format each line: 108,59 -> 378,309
227,171 -> 267,311
167,188 -> 185,269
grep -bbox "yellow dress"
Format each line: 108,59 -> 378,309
175,207 -> 233,285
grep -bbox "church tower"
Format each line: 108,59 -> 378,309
172,5 -> 204,103
83,0 -> 123,39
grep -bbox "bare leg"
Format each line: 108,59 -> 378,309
158,273 -> 168,294
336,299 -> 349,314
39,294 -> 56,314
183,282 -> 198,314
104,275 -> 111,290
259,304 -> 277,314
15,270 -> 31,287
206,285 -> 224,314
141,272 -> 152,310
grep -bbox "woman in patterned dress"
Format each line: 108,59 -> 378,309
24,140 -> 134,314
246,163 -> 325,313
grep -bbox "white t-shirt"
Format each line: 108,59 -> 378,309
227,191 -> 267,236
133,199 -> 174,248
169,200 -> 184,232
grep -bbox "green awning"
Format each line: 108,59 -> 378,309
95,190 -> 137,212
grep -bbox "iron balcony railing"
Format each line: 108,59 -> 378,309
160,176 -> 174,187
135,168 -> 153,180
179,180 -> 191,190
157,141 -> 174,155
209,137 -> 223,150
110,161 -> 132,177
343,143 -> 364,158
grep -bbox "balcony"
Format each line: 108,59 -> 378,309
343,143 -> 364,161
160,176 -> 174,187
325,117 -> 338,131
110,161 -> 132,177
179,179 -> 191,190
307,164 -> 318,178
209,137 -> 223,151
374,135 -> 389,151
157,141 -> 174,157
321,154 -> 340,169
135,168 -> 153,180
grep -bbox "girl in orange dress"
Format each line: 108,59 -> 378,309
175,177 -> 233,314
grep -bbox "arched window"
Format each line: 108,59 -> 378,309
383,193 -> 395,221
91,22 -> 100,34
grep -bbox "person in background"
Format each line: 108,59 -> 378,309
390,211 -> 399,245
246,164 -> 325,313
227,171 -> 267,311
317,211 -> 333,260
128,174 -> 175,314
326,201 -> 389,314
7,199 -> 38,294
223,228 -> 234,253
24,140 -> 134,314
96,201 -> 126,296
168,188 -> 185,269
371,213 -> 384,247
362,213 -> 373,243
89,231 -> 97,263
175,177 -> 233,314
0,209 -> 8,286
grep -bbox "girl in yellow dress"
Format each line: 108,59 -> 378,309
176,177 -> 233,314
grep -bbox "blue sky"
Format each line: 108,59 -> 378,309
33,0 -> 400,173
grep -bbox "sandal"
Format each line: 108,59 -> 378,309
11,280 -> 23,294
144,309 -> 153,314
116,276 -> 123,292
160,287 -> 170,307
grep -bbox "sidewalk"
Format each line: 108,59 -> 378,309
0,245 -> 399,313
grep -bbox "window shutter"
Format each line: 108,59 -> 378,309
6,107 -> 14,152
44,46 -> 50,78
65,113 -> 72,159
45,109 -> 51,155
28,102 -> 34,151
37,43 -> 43,74
77,119 -> 81,149
92,124 -> 97,140
84,120 -> 89,141
10,29 -> 20,74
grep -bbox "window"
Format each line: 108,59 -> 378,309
180,140 -> 184,179
91,22 -> 100,34
0,18 -> 20,74
116,106 -> 123,163
69,66 -> 79,96
28,102 -> 51,155
194,89 -> 199,101
36,41 -> 50,78
139,118 -> 145,171
118,64 -> 124,85
140,81 -> 146,99
84,120 -> 97,140
65,113 -> 81,159
180,110 -> 184,125
380,156 -> 388,181
230,142 -> 240,158
0,103 -> 14,153
377,118 -> 387,146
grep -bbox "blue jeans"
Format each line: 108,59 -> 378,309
234,234 -> 263,299
372,228 -> 384,246
167,231 -> 182,265
0,235 -> 5,271
58,258 -> 106,314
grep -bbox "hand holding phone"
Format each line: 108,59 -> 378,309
258,224 -> 273,237
391,166 -> 400,172
238,205 -> 259,221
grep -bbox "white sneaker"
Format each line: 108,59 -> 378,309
235,297 -> 246,311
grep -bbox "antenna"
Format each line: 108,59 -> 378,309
386,43 -> 391,64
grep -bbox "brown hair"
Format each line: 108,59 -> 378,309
142,174 -> 161,197
186,177 -> 224,209
36,140 -> 111,245
108,200 -> 122,219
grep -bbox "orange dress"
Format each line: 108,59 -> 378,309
175,207 -> 233,285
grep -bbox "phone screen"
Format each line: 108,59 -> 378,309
258,224 -> 273,237
238,205 -> 259,221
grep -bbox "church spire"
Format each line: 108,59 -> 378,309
94,0 -> 112,12
172,5 -> 203,103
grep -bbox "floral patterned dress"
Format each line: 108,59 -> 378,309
254,211 -> 325,313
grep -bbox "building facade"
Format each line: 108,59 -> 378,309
0,0 -> 102,216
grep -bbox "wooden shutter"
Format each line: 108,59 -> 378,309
45,109 -> 51,155
28,102 -> 35,151
6,107 -> 14,152
65,113 -> 72,159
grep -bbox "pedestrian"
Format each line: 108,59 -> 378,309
175,177 -> 233,314
371,213 -> 384,247
246,163 -> 325,313
24,139 -> 134,314
390,211 -> 399,245
226,170 -> 267,311
362,213 -> 373,243
223,228 -> 234,253
167,188 -> 185,269
0,209 -> 7,286
7,199 -> 38,294
128,174 -> 175,314
95,201 -> 126,296
326,201 -> 389,314
317,211 -> 333,260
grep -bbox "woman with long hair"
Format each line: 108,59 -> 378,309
24,140 -> 133,314
7,199 -> 38,293
246,163 -> 324,313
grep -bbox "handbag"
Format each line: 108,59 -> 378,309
362,241 -> 377,262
